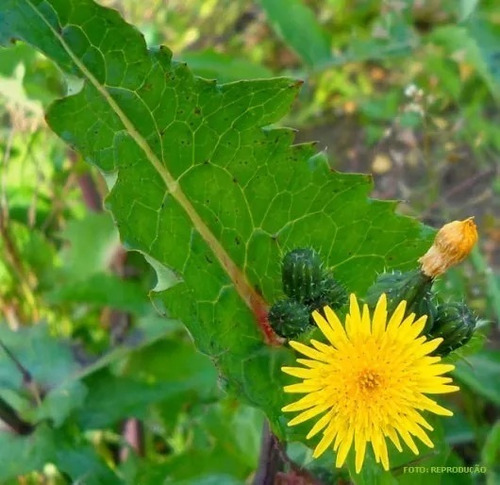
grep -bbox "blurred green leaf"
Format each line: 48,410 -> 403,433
459,0 -> 479,22
0,221 -> 56,294
59,213 -> 119,281
170,476 -> 244,485
46,272 -> 150,314
178,50 -> 273,83
347,451 -> 397,485
429,24 -> 500,99
343,11 -> 416,64
54,436 -> 120,485
0,41 -> 36,76
389,417 -> 451,485
453,351 -> 500,405
136,401 -> 261,483
33,380 -> 87,427
443,407 -> 475,446
441,452 -> 473,485
0,324 -> 78,390
470,247 -> 500,329
466,16 -> 500,94
481,420 -> 500,483
78,369 -> 190,429
258,0 -> 332,68
0,424 -> 55,481
124,335 -> 219,429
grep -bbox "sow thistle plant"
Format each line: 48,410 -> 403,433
279,218 -> 479,473
0,0 -> 486,482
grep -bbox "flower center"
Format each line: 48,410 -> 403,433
357,369 -> 382,393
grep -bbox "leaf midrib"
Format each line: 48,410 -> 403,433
26,0 -> 276,343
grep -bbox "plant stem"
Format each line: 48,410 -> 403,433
254,421 -> 285,485
0,212 -> 39,322
68,150 -> 103,212
0,396 -> 34,435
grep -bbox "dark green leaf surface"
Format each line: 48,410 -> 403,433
0,0 -> 433,435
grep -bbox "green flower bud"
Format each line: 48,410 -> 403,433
268,299 -> 311,339
365,269 -> 435,333
428,302 -> 477,356
282,248 -> 323,303
306,275 -> 348,312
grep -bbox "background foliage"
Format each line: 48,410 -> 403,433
0,0 -> 499,484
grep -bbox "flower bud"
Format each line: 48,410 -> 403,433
306,275 -> 348,312
268,299 -> 311,338
428,302 -> 477,356
282,248 -> 323,303
419,218 -> 478,278
365,269 -> 435,333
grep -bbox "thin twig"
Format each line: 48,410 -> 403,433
68,150 -> 103,212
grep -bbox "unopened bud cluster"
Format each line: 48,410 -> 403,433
268,248 -> 347,338
365,218 -> 480,356
269,219 -> 480,354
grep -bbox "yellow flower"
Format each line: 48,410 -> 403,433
281,294 -> 459,474
419,218 -> 478,278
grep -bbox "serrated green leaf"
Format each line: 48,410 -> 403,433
0,0 -> 433,436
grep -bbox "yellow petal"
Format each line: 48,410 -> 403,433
306,411 -> 332,439
372,293 -> 388,336
281,366 -> 316,379
288,403 -> 330,426
387,300 -> 407,331
289,341 -> 330,362
323,306 -> 349,344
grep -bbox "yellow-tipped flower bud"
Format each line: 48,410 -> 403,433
419,218 -> 478,278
